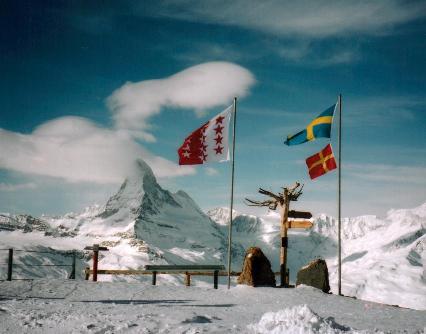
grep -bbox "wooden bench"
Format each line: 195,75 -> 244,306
144,264 -> 225,289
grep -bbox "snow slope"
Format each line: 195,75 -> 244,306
0,280 -> 425,333
208,206 -> 426,310
0,159 -> 425,310
0,160 -> 226,286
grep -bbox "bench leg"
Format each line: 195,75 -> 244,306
185,272 -> 191,287
152,271 -> 157,285
214,270 -> 219,289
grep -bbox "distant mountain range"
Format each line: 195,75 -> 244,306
0,159 -> 425,309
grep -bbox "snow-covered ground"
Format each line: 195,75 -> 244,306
1,279 -> 425,333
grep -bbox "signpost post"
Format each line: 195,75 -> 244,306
84,244 -> 109,282
245,182 -> 313,287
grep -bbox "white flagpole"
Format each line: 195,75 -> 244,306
227,97 -> 237,289
337,94 -> 342,296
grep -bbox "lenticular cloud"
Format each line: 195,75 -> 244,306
0,116 -> 194,183
107,61 -> 255,141
0,62 -> 254,183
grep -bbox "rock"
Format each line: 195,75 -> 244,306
237,247 -> 276,287
296,259 -> 330,293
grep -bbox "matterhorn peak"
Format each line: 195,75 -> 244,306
99,159 -> 157,217
130,159 -> 156,180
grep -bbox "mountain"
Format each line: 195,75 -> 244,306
0,159 -> 227,284
0,159 -> 425,309
206,205 -> 426,310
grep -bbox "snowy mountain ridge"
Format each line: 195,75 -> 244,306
0,159 -> 425,310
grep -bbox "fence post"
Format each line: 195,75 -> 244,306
152,271 -> 157,285
69,251 -> 76,279
185,272 -> 191,286
7,248 -> 13,281
84,244 -> 108,282
92,246 -> 99,282
213,270 -> 219,289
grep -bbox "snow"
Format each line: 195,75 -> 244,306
208,206 -> 426,311
0,280 -> 425,333
249,304 -> 367,334
0,159 -> 425,332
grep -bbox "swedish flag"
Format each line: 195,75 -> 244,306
284,104 -> 336,146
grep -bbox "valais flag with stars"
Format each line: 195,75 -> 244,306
178,105 -> 232,165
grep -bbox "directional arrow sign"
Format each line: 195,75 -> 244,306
288,210 -> 312,219
287,220 -> 313,229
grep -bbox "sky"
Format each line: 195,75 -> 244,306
1,0 -> 425,218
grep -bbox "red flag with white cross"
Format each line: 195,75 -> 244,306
178,105 -> 233,165
305,143 -> 337,179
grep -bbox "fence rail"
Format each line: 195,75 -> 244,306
84,267 -> 282,288
0,248 -> 77,281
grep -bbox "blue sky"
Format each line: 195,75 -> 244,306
1,1 -> 425,218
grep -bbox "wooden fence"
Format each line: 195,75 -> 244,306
0,248 -> 77,281
84,267 -> 282,288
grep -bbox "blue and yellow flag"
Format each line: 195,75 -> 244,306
284,104 -> 336,146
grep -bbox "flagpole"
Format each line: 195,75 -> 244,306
337,94 -> 342,296
227,97 -> 237,289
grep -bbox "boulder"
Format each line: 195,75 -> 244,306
296,259 -> 330,293
237,247 -> 276,287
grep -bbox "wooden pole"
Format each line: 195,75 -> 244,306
92,245 -> 99,282
7,248 -> 13,281
185,272 -> 191,286
227,97 -> 237,290
280,189 -> 290,287
214,270 -> 219,289
338,94 -> 342,296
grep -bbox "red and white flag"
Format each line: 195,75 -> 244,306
305,143 -> 337,180
178,105 -> 233,165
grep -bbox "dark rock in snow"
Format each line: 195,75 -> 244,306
237,247 -> 276,287
296,258 -> 330,293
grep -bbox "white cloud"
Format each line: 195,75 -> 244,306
0,182 -> 37,192
175,42 -> 248,64
0,116 -> 194,184
148,0 -> 426,38
107,62 -> 255,141
277,42 -> 312,61
0,62 -> 255,184
275,41 -> 360,66
205,167 -> 219,176
344,95 -> 426,126
346,163 -> 426,184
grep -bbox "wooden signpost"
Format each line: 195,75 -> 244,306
245,182 -> 313,287
288,210 -> 312,219
287,220 -> 313,229
84,244 -> 109,282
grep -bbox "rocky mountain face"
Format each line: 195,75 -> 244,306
1,160 -> 229,273
129,160 -> 228,264
0,213 -> 76,237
